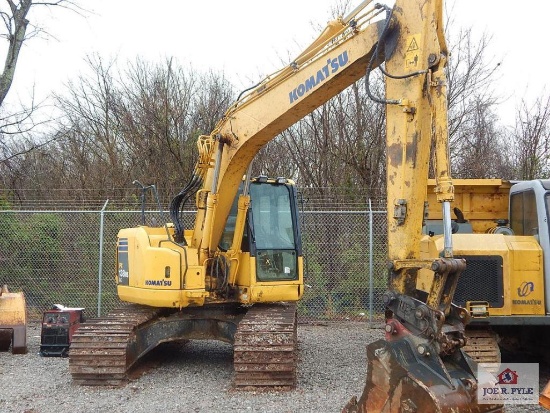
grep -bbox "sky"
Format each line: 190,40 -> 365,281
4,0 -> 549,128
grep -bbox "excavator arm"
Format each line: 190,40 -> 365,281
341,2 -> 502,412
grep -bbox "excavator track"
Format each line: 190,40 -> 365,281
70,302 -> 298,389
233,302 -> 298,389
463,327 -> 501,365
69,304 -> 162,386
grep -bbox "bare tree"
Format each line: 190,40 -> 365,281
116,59 -> 233,197
0,0 -> 84,168
512,95 -> 550,180
0,1 -> 521,204
445,27 -> 502,153
0,57 -> 236,202
0,0 -> 81,106
0,0 -> 33,106
451,96 -> 513,179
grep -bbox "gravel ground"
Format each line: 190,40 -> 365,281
0,322 -> 547,413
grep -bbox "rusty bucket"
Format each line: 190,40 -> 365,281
0,285 -> 27,354
342,335 -> 504,413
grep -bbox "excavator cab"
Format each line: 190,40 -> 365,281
0,284 -> 27,354
220,176 -> 302,284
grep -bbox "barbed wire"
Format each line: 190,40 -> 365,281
0,187 -> 388,211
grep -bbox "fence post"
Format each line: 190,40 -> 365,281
98,199 -> 109,316
368,198 -> 374,323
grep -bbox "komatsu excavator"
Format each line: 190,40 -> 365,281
69,0 -> 502,410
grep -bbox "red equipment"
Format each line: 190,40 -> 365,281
40,304 -> 84,357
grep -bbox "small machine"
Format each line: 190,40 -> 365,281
40,304 -> 84,357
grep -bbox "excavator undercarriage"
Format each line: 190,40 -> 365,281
69,302 -> 297,388
463,328 -> 501,365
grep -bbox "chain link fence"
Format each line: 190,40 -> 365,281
0,199 -> 388,322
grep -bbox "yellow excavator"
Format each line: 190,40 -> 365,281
69,0 -> 502,411
0,284 -> 27,354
